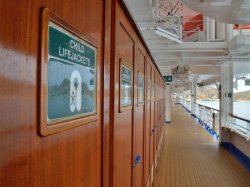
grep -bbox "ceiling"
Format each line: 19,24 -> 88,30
181,0 -> 250,24
122,0 -> 230,87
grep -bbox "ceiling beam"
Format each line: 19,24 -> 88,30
158,55 -> 230,61
151,49 -> 227,53
149,42 -> 228,51
157,55 -> 250,62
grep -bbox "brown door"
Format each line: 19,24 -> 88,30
145,58 -> 152,186
133,45 -> 146,187
154,77 -> 158,170
150,69 -> 155,186
113,5 -> 135,187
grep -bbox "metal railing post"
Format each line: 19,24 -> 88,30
248,122 -> 250,140
212,112 -> 215,131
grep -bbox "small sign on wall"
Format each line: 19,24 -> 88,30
147,80 -> 151,102
164,75 -> 172,83
138,73 -> 145,105
120,64 -> 132,110
151,82 -> 154,101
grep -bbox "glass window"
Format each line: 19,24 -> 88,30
196,83 -> 219,110
233,62 -> 250,120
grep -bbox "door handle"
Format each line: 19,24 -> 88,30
133,155 -> 141,168
151,128 -> 155,135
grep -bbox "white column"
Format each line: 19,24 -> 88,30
220,61 -> 233,143
204,16 -> 210,42
165,85 -> 172,122
227,61 -> 233,116
209,18 -> 215,41
216,21 -> 225,40
226,24 -> 234,41
191,80 -> 197,115
220,62 -> 227,134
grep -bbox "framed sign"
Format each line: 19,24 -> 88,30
40,8 -> 98,136
151,82 -> 154,101
47,22 -> 97,122
138,73 -> 144,105
147,80 -> 151,102
120,64 -> 133,111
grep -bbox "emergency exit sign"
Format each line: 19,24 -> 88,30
164,76 -> 172,83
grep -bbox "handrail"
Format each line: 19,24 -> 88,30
193,102 -> 220,136
229,121 -> 248,131
229,113 -> 250,123
228,113 -> 250,140
196,103 -> 220,112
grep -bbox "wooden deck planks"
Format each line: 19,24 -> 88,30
155,105 -> 250,187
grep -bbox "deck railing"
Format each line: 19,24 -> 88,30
179,99 -> 219,137
180,99 -> 250,140
181,99 -> 191,112
228,114 -> 250,140
194,103 -> 220,136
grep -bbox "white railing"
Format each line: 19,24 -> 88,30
179,100 -> 220,136
180,100 -> 250,140
180,99 -> 191,112
194,103 -> 220,135
228,114 -> 250,141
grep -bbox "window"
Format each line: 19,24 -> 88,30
196,83 -> 219,110
233,62 -> 250,120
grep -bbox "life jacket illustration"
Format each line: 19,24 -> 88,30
70,70 -> 82,112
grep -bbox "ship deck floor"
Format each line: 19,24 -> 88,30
155,105 -> 250,187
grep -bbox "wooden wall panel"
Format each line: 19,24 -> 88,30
145,57 -> 152,186
0,1 -> 167,187
154,75 -> 158,169
133,44 -> 146,187
0,0 -> 104,186
113,4 -> 135,187
0,1 -> 30,186
150,67 -> 155,187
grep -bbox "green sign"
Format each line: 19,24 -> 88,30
47,22 -> 97,123
138,74 -> 144,104
151,82 -> 154,101
164,75 -> 172,82
120,65 -> 132,108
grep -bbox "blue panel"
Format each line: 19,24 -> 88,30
221,142 -> 250,171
